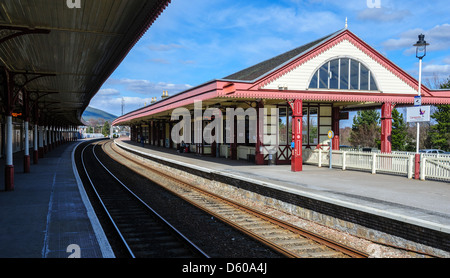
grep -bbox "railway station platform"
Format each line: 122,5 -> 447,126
114,137 -> 450,257
0,140 -> 114,258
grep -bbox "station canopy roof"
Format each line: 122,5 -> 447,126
0,0 -> 170,126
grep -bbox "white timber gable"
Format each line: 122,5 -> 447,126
262,39 -> 417,95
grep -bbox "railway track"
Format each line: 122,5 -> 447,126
104,140 -> 369,258
78,140 -> 209,258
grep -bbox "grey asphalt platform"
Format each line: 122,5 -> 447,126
0,140 -> 114,258
115,138 -> 450,241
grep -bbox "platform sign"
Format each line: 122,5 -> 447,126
406,106 -> 431,123
328,130 -> 334,139
328,130 -> 334,169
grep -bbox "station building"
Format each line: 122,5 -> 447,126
112,28 -> 450,172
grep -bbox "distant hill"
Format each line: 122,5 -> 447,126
82,106 -> 117,123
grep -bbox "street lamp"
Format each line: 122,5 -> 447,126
413,34 -> 429,180
413,34 -> 429,154
414,34 -> 429,59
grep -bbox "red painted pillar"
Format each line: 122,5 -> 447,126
291,99 -> 303,172
381,103 -> 393,153
255,101 -> 265,165
332,107 -> 340,150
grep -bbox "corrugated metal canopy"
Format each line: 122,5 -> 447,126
0,0 -> 170,125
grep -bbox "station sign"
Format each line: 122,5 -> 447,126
414,96 -> 422,107
406,106 -> 430,123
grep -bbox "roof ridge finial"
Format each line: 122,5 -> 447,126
345,17 -> 348,29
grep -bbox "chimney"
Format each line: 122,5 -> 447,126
161,91 -> 169,99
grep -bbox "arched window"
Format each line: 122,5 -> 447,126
308,58 -> 378,91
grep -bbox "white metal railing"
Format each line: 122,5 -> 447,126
421,156 -> 450,182
302,149 -> 449,182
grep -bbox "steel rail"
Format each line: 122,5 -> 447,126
107,140 -> 369,258
78,141 -> 209,258
80,142 -> 135,258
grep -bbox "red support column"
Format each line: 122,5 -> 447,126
332,107 -> 340,150
291,99 -> 303,172
381,103 -> 394,153
415,154 -> 420,180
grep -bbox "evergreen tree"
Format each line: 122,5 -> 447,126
391,108 -> 413,151
429,77 -> 450,151
349,110 -> 380,148
102,121 -> 111,137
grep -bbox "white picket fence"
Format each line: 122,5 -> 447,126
303,149 -> 450,182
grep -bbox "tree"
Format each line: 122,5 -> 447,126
102,121 -> 111,137
391,108 -> 414,151
349,110 -> 380,148
429,77 -> 450,151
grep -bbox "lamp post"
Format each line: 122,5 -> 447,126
413,34 -> 429,179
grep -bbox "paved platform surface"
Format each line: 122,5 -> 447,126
116,138 -> 450,236
0,141 -> 113,258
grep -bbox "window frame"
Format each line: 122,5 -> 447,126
308,57 -> 379,91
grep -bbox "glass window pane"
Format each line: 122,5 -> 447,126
320,126 -> 332,134
279,107 -> 287,145
302,108 -> 308,144
320,106 -> 332,116
340,58 -> 349,90
370,74 -> 378,91
319,63 -> 329,89
360,64 -> 369,90
309,71 -> 318,89
329,59 -> 339,89
288,108 -> 292,142
309,107 -> 318,145
319,135 -> 330,145
320,117 -> 332,126
350,60 -> 359,90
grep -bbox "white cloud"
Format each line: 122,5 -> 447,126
423,64 -> 450,73
97,88 -> 120,96
383,24 -> 450,53
357,7 -> 411,22
90,79 -> 194,116
106,78 -> 192,95
148,43 -> 184,52
148,58 -> 171,64
90,96 -> 153,117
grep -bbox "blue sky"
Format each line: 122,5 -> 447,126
90,0 -> 450,120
